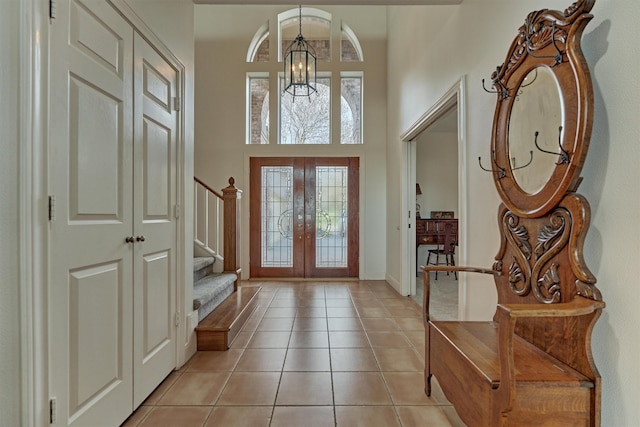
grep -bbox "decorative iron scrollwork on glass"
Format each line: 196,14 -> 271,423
277,208 -> 331,240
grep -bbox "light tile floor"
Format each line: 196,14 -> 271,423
122,281 -> 463,427
411,273 -> 459,321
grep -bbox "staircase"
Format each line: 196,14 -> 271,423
192,178 -> 260,350
192,257 -> 237,323
192,256 -> 260,350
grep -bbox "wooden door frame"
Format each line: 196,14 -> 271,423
249,156 -> 359,279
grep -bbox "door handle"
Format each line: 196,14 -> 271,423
136,235 -> 146,242
125,236 -> 135,243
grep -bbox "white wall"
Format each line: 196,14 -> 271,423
387,0 -> 640,425
0,0 -> 22,424
194,5 -> 388,280
415,129 -> 458,272
415,130 -> 458,217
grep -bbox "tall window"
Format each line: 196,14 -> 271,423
246,8 -> 364,145
248,76 -> 269,145
341,74 -> 362,144
279,76 -> 331,145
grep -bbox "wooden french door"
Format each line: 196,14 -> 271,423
250,157 -> 359,278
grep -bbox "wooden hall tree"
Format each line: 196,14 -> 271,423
421,1 -> 605,425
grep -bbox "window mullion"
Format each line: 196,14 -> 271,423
270,73 -> 279,144
330,72 -> 341,145
330,20 -> 341,145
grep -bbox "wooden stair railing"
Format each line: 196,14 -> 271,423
222,177 -> 242,285
194,177 -> 256,351
194,176 -> 242,288
194,176 -> 223,258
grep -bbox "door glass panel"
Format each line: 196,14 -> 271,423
315,166 -> 348,268
261,166 -> 294,267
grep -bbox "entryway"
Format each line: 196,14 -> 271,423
249,157 -> 359,278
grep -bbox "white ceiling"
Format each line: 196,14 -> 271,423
195,5 -> 390,41
194,1 -> 462,4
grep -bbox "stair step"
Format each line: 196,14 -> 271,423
193,257 -> 216,284
193,272 -> 237,322
193,256 -> 214,272
195,286 -> 261,351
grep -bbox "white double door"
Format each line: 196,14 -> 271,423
49,1 -> 179,425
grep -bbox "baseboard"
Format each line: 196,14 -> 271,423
179,310 -> 199,368
385,273 -> 403,295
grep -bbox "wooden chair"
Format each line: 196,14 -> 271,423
426,221 -> 457,280
421,1 -> 605,425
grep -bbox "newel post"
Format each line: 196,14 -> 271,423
222,177 -> 242,287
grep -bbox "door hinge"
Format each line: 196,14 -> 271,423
175,312 -> 181,327
49,0 -> 56,19
48,196 -> 56,221
174,204 -> 180,219
49,398 -> 56,424
173,96 -> 181,112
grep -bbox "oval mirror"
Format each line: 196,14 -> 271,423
489,1 -> 594,217
508,67 -> 563,194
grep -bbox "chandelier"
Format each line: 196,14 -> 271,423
283,5 -> 317,98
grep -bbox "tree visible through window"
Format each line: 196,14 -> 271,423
280,78 -> 330,145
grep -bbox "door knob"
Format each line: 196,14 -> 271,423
125,236 -> 135,243
136,235 -> 146,242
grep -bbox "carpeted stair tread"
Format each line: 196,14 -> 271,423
193,272 -> 237,322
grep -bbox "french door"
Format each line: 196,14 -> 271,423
250,157 -> 359,278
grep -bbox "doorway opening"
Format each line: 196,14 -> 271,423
412,109 -> 459,317
401,77 -> 466,319
249,157 -> 359,278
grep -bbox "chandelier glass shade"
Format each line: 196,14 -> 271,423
283,5 -> 317,98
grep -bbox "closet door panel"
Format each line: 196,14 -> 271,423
68,77 -> 123,220
142,117 -> 172,219
49,1 -> 134,426
132,34 -> 178,408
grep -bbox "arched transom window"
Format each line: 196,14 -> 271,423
247,8 -> 364,145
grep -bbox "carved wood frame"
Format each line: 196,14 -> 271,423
489,0 -> 595,217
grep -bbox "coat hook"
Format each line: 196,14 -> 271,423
525,21 -> 563,66
510,150 -> 534,170
534,126 -> 570,164
516,68 -> 538,101
479,150 -> 506,179
482,79 -> 510,100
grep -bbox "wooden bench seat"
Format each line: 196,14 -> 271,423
424,268 -> 603,426
429,320 -> 594,426
195,286 -> 261,351
431,321 -> 592,388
